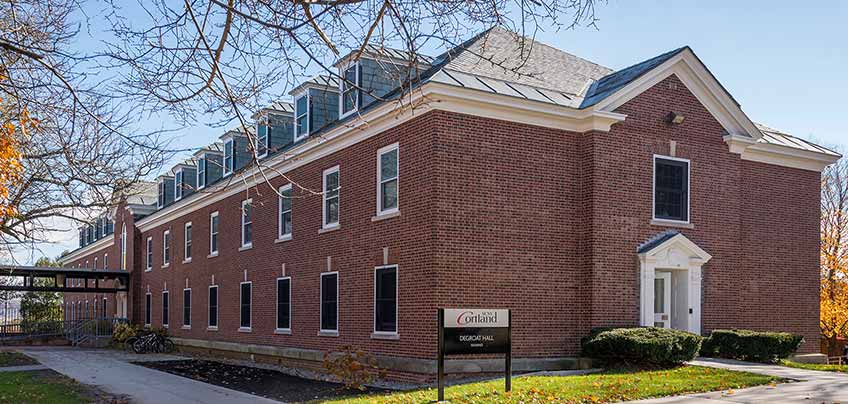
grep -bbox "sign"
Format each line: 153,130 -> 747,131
437,308 -> 511,402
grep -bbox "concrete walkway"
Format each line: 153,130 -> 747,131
630,357 -> 848,403
19,347 -> 280,404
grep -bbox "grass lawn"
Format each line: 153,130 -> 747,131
0,370 -> 90,404
780,360 -> 848,373
0,351 -> 38,367
325,366 -> 779,404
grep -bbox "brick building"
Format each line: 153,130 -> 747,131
59,28 -> 839,379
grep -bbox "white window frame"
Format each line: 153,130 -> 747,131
322,166 -> 340,230
376,143 -> 399,216
157,181 -> 164,208
293,91 -> 310,141
93,257 -> 98,270
197,156 -> 206,190
277,184 -> 292,241
240,199 -> 253,249
275,276 -> 292,333
209,211 -> 219,257
239,281 -> 252,332
208,285 -> 219,330
174,169 -> 184,201
182,288 -> 192,329
183,222 -> 192,263
162,230 -> 171,267
652,154 -> 691,225
319,271 -> 339,334
144,292 -> 152,327
120,224 -> 127,270
145,237 -> 153,272
256,121 -> 269,159
338,62 -> 359,118
223,138 -> 234,176
162,290 -> 169,328
373,265 -> 399,335
103,253 -> 108,270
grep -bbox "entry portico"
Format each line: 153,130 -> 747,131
638,231 -> 712,335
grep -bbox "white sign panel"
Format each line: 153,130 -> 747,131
443,309 -> 509,328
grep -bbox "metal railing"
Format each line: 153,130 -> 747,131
0,317 -> 128,347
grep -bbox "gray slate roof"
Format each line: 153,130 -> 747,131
580,47 -> 686,108
637,230 -> 680,253
755,123 -> 840,156
289,75 -> 340,95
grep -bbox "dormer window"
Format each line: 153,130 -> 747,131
157,181 -> 165,208
340,62 -> 359,117
223,139 -> 234,176
197,157 -> 206,190
295,93 -> 309,140
256,123 -> 269,158
174,169 -> 184,201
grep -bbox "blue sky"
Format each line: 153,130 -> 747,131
16,0 -> 847,264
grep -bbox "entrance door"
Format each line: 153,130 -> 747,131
653,272 -> 672,328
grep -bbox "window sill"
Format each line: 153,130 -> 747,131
207,252 -> 218,259
163,324 -> 169,329
145,268 -> 152,273
372,210 -> 401,222
238,327 -> 252,333
161,264 -> 170,269
318,224 -> 340,234
371,332 -> 400,340
182,258 -> 192,264
181,325 -> 191,330
274,235 -> 292,244
650,219 -> 694,229
318,330 -> 339,337
274,328 -> 292,335
238,244 -> 253,252
207,326 -> 218,331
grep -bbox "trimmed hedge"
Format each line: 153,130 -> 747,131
581,327 -> 703,366
700,329 -> 803,363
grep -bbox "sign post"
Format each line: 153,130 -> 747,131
437,308 -> 511,402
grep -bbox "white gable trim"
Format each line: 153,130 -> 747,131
638,233 -> 712,265
725,134 -> 840,172
58,237 -> 113,265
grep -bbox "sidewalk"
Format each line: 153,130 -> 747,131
20,347 -> 280,404
629,357 -> 848,403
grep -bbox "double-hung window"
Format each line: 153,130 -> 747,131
241,199 -> 253,248
240,282 -> 252,330
340,63 -> 358,117
197,157 -> 206,189
374,265 -> 398,334
157,181 -> 165,208
320,272 -> 338,333
223,139 -> 234,176
145,293 -> 152,326
183,288 -> 191,328
256,123 -> 269,158
653,156 -> 690,223
377,144 -> 399,215
322,166 -> 340,229
208,285 -> 218,329
184,222 -> 192,262
209,212 -> 219,256
278,184 -> 292,240
146,237 -> 153,271
162,291 -> 169,327
162,230 -> 171,266
103,254 -> 108,270
295,93 -> 309,139
276,277 -> 291,332
94,257 -> 98,270
174,170 -> 184,200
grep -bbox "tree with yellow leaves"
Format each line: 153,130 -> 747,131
821,156 -> 848,356
0,90 -> 26,219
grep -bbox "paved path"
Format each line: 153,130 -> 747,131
0,364 -> 48,372
20,347 -> 280,404
630,357 -> 848,403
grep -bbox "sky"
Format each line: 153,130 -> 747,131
15,0 -> 848,264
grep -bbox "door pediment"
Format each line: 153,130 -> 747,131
637,231 -> 712,268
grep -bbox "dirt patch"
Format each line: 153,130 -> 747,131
137,359 -> 388,403
0,351 -> 39,367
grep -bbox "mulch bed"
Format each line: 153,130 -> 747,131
137,359 -> 388,403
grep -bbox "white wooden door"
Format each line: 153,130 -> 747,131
653,272 -> 672,328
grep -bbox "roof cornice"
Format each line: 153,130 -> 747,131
58,236 -> 113,265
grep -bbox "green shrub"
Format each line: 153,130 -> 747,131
700,329 -> 803,363
112,323 -> 139,343
581,327 -> 703,366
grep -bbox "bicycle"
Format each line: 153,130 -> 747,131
131,331 -> 175,354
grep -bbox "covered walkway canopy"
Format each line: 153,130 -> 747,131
0,266 -> 129,293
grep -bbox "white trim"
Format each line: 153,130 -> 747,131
162,230 -> 171,267
278,184 -> 292,240
724,134 -> 841,172
145,237 -> 153,272
652,155 -> 691,225
58,237 -> 112,264
256,121 -> 269,159
241,199 -> 253,248
319,271 -> 339,333
338,62 -> 359,119
275,276 -> 292,333
376,143 -> 399,216
183,287 -> 192,328
322,166 -> 340,229
209,211 -> 219,255
120,223 -> 127,271
293,91 -> 310,142
239,281 -> 252,330
103,253 -> 108,270
183,222 -> 193,262
373,264 -> 399,336
223,138 -> 234,176
208,284 -> 219,329
174,169 -> 184,201
196,156 -> 206,190
162,290 -> 169,328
